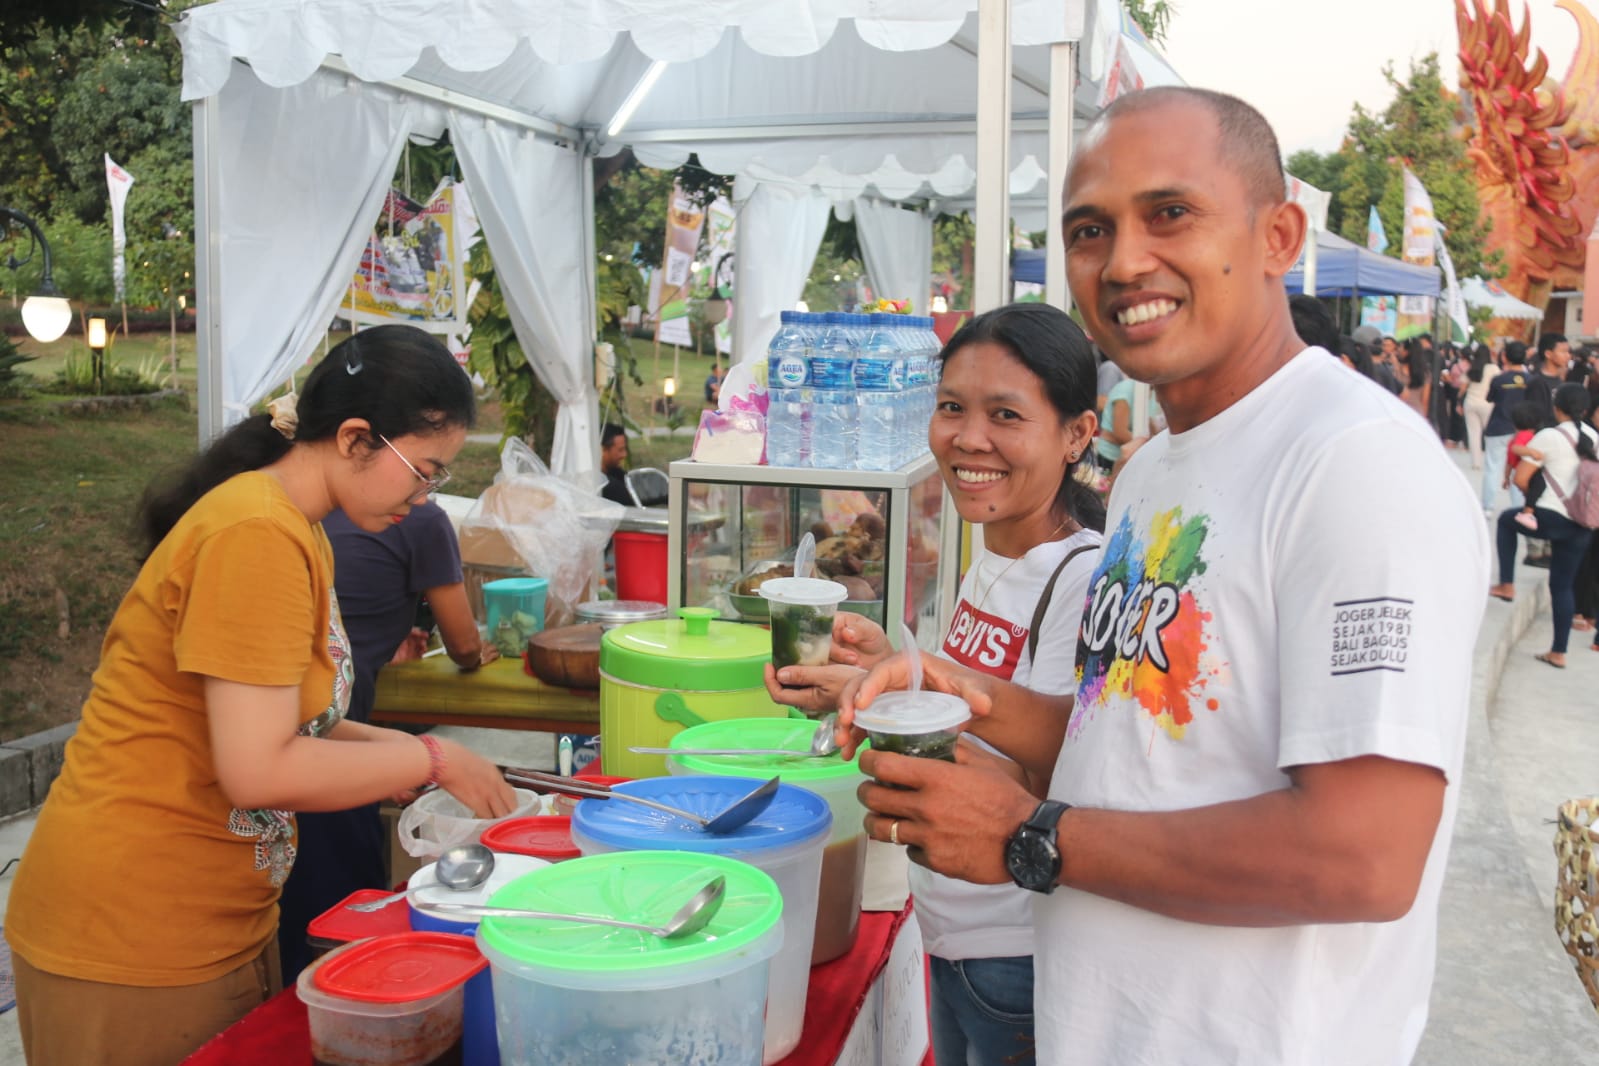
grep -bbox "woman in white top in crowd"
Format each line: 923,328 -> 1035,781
1489,382 -> 1598,666
1462,343 -> 1500,470
766,302 -> 1104,1066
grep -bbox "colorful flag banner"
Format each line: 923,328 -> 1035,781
698,195 -> 736,355
1366,205 -> 1388,254
348,178 -> 472,333
1398,168 -> 1436,318
105,154 -> 134,302
655,184 -> 706,349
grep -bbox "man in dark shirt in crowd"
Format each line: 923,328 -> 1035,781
600,423 -> 633,506
1527,333 -> 1571,423
1481,342 -> 1532,515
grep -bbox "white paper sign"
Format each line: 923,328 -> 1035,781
879,912 -> 929,1066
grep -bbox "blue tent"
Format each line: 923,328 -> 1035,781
1286,230 -> 1439,298
1013,231 -> 1441,299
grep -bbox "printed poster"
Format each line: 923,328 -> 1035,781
655,184 -> 705,349
348,178 -> 473,333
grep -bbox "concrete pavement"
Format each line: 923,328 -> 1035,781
0,450 -> 1594,1062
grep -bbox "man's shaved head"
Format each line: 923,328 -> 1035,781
1087,87 -> 1285,209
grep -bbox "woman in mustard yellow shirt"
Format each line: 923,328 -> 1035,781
6,325 -> 517,1066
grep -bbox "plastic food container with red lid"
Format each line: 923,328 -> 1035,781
480,816 -> 581,861
306,888 -> 414,960
298,932 -> 485,1066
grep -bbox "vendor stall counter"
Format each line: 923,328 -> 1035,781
369,655 -> 599,733
667,454 -> 956,646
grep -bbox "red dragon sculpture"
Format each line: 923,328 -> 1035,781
1456,0 -> 1598,338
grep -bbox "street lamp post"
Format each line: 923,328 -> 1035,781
1,206 -> 72,344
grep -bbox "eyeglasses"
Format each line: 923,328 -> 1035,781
380,435 -> 452,496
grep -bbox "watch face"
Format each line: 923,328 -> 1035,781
1006,831 -> 1060,892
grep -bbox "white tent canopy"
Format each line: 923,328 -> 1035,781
174,0 -> 1183,472
1461,276 -> 1543,321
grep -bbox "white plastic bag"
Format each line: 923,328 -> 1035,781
457,439 -> 624,626
396,786 -> 542,859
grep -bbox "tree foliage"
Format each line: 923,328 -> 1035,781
1124,1 -> 1177,46
1290,55 -> 1497,280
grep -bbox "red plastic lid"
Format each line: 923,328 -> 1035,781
574,772 -> 631,788
307,889 -> 415,944
480,816 -> 580,860
312,932 -> 486,1003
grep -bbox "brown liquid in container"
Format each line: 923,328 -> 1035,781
811,834 -> 867,964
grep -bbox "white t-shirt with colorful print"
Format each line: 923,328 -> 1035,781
1036,351 -> 1488,1065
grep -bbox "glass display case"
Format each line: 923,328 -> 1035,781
666,455 -> 957,646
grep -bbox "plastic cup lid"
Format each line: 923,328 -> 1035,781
571,776 -> 832,854
668,718 -> 864,782
853,690 -> 972,734
409,853 -> 550,909
308,889 -> 415,944
312,931 -> 486,1003
756,577 -> 848,607
576,599 -> 668,623
478,850 -> 782,973
479,816 -> 581,860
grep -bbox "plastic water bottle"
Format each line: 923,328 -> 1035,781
807,313 -> 857,470
916,316 -> 941,458
854,314 -> 905,471
765,311 -> 810,467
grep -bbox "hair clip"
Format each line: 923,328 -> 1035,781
267,392 -> 298,440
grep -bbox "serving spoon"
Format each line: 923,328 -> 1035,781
415,875 -> 727,940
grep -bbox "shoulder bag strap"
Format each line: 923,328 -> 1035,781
1542,424 -> 1584,506
1027,543 -> 1099,663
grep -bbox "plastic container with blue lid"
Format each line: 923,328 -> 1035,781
570,777 -> 831,1063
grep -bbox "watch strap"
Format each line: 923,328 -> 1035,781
1026,799 -> 1071,836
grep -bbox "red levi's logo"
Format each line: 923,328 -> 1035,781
944,599 -> 1026,678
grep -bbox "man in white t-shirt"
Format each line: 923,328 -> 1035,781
845,87 -> 1488,1065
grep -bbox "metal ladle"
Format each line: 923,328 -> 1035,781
505,769 -> 780,834
416,874 -> 727,940
347,842 -> 496,913
629,713 -> 841,759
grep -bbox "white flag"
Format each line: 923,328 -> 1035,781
1434,230 -> 1471,343
105,154 -> 135,302
1399,167 -> 1437,317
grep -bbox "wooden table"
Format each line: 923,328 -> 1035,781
370,655 -> 600,734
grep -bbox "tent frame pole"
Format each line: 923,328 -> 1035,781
193,94 -> 225,445
1044,41 -> 1073,312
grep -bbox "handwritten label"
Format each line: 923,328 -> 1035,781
879,912 -> 929,1066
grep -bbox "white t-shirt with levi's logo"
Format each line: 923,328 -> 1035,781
910,526 -> 1102,961
1036,350 -> 1489,1065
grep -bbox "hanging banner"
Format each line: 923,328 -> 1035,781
1095,37 -> 1145,108
1435,230 -> 1471,343
655,183 -> 705,349
347,178 -> 472,333
105,154 -> 134,302
1366,205 -> 1388,254
1360,295 -> 1399,338
697,195 -> 736,355
1398,168 -> 1437,319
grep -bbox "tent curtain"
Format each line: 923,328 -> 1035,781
215,67 -> 412,422
853,198 -> 932,314
451,114 -> 599,476
731,178 -> 832,364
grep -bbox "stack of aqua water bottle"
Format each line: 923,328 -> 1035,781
765,311 -> 939,471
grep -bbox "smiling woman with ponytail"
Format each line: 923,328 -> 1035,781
5,325 -> 518,1066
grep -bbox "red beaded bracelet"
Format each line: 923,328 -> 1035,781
418,734 -> 447,788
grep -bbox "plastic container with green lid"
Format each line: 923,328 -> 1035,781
667,718 -> 869,964
599,607 -> 789,779
476,850 -> 783,1066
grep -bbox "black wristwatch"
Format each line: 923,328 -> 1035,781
1004,800 -> 1070,894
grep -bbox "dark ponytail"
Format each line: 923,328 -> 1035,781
938,303 -> 1106,533
137,325 -> 475,556
1554,383 -> 1597,462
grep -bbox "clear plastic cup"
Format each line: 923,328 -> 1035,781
853,691 -> 972,763
756,577 -> 848,671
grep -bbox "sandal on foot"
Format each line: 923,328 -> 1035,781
1535,652 -> 1566,669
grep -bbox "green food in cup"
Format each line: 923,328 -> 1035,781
769,603 -> 835,670
863,728 -> 961,762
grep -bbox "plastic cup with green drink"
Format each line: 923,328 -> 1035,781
852,691 -> 972,763
758,576 -> 849,671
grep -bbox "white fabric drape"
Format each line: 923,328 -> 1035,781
451,114 -> 599,476
853,199 -> 932,315
215,67 -> 411,422
730,178 -> 833,365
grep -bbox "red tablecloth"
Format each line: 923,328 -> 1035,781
182,905 -> 918,1066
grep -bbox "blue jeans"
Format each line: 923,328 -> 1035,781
929,955 -> 1034,1066
1497,507 -> 1594,653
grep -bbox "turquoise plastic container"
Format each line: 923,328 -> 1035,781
483,577 -> 548,656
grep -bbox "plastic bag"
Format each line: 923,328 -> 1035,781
396,786 -> 543,859
457,439 -> 624,627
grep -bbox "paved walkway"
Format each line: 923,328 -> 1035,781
0,449 -> 1594,1062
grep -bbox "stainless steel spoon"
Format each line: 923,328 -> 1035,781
416,874 -> 727,940
504,770 -> 780,834
347,842 -> 495,912
630,713 -> 841,759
